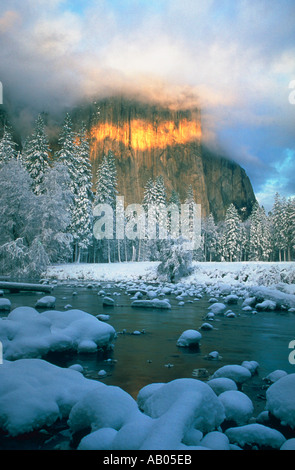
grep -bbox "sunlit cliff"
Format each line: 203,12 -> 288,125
90,118 -> 201,151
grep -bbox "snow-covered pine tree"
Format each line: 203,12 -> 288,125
22,115 -> 51,195
271,193 -> 288,261
249,202 -> 272,261
222,203 -> 241,262
286,197 -> 295,261
55,113 -> 80,195
70,124 -> 94,262
169,189 -> 181,208
203,213 -> 218,261
94,152 -> 118,262
0,124 -> 17,167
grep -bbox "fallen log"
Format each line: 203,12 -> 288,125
0,281 -> 53,294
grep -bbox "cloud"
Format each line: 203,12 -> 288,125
0,0 -> 294,201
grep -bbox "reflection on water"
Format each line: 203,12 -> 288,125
3,281 -> 295,400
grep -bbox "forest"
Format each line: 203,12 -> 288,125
0,113 -> 294,280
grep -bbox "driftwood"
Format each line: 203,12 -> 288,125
0,281 -> 52,294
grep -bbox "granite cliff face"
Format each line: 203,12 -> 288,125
72,96 -> 256,221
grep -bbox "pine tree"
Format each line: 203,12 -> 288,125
286,197 -> 295,260
203,213 -> 218,261
272,193 -> 288,261
0,124 -> 17,166
55,113 -> 80,195
22,115 -> 51,195
70,125 -> 94,262
222,203 -> 241,262
169,189 -> 181,208
94,152 -> 118,262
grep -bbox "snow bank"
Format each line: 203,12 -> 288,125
266,373 -> 295,429
46,262 -> 159,282
46,262 -> 295,290
186,262 -> 295,288
0,307 -> 116,360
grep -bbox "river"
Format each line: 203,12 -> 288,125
4,280 -> 295,402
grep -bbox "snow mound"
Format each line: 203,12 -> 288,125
206,378 -> 238,395
200,431 -> 230,450
280,438 -> 295,450
210,365 -> 252,385
68,385 -> 139,433
0,358 -> 100,436
218,390 -> 254,425
266,373 -> 295,429
35,296 -> 56,308
263,369 -> 288,384
131,299 -> 171,309
225,423 -> 286,449
0,307 -> 116,359
0,298 -> 11,311
176,330 -> 202,347
138,378 -> 225,434
208,303 -> 226,314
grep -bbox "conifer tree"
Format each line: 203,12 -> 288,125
222,203 -> 241,262
272,193 -> 288,261
0,124 -> 17,166
70,125 -> 94,262
22,115 -> 51,195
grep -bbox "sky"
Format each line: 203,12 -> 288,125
0,0 -> 294,211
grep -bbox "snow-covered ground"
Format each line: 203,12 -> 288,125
46,261 -> 295,289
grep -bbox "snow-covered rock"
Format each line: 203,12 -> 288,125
102,296 -> 115,306
241,360 -> 259,375
224,294 -> 239,304
0,298 -> 11,311
0,358 -> 101,436
0,307 -> 116,360
200,322 -> 214,330
225,423 -> 286,449
255,300 -> 276,311
263,369 -> 288,384
280,438 -> 295,450
210,365 -> 251,385
208,303 -> 226,314
218,390 -> 254,425
206,378 -> 238,395
200,431 -> 231,450
266,373 -> 295,429
131,299 -> 171,309
176,329 -> 202,348
96,314 -> 110,321
138,378 -> 225,434
35,296 -> 56,308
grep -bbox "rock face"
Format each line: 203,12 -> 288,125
73,96 -> 256,221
